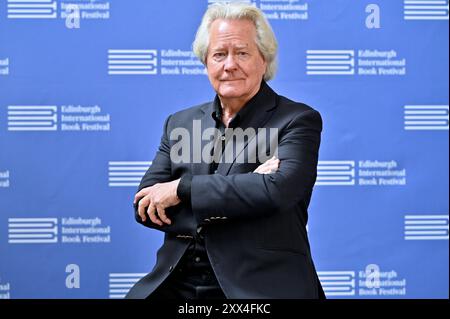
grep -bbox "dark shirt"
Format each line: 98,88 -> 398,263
175,81 -> 267,282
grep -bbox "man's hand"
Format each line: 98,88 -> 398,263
134,179 -> 181,226
133,157 -> 278,226
253,156 -> 280,174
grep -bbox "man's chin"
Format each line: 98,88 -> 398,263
217,87 -> 247,99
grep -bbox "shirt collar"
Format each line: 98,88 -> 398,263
211,80 -> 269,128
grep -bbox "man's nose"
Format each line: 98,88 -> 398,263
223,54 -> 238,71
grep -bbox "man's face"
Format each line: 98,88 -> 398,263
206,18 -> 267,102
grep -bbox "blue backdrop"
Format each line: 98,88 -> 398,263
0,0 -> 448,299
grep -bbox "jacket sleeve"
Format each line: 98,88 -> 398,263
133,114 -> 197,236
190,109 -> 322,225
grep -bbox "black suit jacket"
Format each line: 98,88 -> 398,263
126,82 -> 324,298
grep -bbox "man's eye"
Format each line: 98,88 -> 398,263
238,52 -> 249,56
213,53 -> 226,59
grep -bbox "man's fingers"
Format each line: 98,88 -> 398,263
255,159 -> 273,172
270,158 -> 280,171
254,157 -> 280,174
264,157 -> 279,167
147,202 -> 163,226
268,159 -> 279,165
138,197 -> 149,222
156,205 -> 171,225
134,188 -> 149,204
271,159 -> 280,168
134,190 -> 144,204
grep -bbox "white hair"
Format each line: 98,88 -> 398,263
192,2 -> 278,81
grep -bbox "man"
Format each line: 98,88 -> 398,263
126,2 -> 324,299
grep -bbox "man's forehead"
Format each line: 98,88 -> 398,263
210,42 -> 250,49
208,19 -> 257,50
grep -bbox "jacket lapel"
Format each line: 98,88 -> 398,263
190,102 -> 216,176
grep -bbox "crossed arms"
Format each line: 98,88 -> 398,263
133,109 -> 321,234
